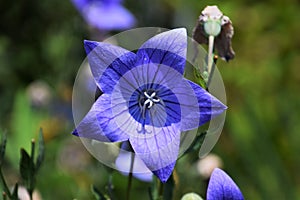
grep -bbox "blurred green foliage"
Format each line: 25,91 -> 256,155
1,0 -> 300,199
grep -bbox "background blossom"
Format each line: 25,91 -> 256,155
71,0 -> 136,30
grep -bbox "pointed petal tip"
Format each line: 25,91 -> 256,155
211,96 -> 227,113
208,168 -> 244,200
211,167 -> 223,174
173,27 -> 187,36
221,102 -> 228,110
153,172 -> 170,183
71,129 -> 79,136
152,162 -> 176,183
84,40 -> 99,55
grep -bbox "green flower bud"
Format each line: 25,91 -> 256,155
204,19 -> 221,36
181,192 -> 203,200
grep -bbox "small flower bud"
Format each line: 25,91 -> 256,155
181,192 -> 203,200
193,5 -> 235,61
204,19 -> 221,37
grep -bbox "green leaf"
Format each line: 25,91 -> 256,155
193,67 -> 207,89
0,132 -> 7,166
35,128 -> 45,172
91,185 -> 107,200
19,148 -> 35,195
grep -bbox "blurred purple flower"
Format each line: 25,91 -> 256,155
72,28 -> 226,182
71,0 -> 135,31
207,168 -> 244,200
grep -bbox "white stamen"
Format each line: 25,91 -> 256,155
140,91 -> 162,119
143,91 -> 160,109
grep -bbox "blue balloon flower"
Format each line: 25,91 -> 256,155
71,0 -> 135,30
207,168 -> 244,200
73,28 -> 227,182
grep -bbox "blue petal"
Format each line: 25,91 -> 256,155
207,168 -> 244,200
129,123 -> 181,182
136,28 -> 187,74
174,79 -> 227,131
152,162 -> 176,183
72,94 -> 129,142
73,0 -> 135,30
187,80 -> 227,127
84,40 -> 137,93
84,39 -> 99,55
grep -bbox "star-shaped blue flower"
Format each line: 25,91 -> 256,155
73,28 -> 227,182
207,168 -> 244,200
71,0 -> 135,30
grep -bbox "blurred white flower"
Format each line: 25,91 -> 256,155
17,186 -> 42,200
26,80 -> 52,107
197,153 -> 223,179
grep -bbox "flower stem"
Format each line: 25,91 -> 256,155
126,152 -> 135,200
158,180 -> 164,198
205,35 -> 216,89
207,35 -> 215,76
207,55 -> 218,88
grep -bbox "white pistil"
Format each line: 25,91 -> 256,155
141,91 -> 161,119
143,91 -> 160,108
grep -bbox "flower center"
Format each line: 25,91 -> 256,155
139,90 -> 162,119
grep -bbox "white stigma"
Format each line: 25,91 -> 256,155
140,91 -> 161,119
143,91 -> 160,109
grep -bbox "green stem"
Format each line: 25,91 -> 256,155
206,35 -> 215,88
207,35 -> 214,75
148,187 -> 154,200
158,180 -> 164,198
207,55 -> 218,88
126,152 -> 135,200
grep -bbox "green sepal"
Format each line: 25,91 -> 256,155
19,148 -> 35,195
